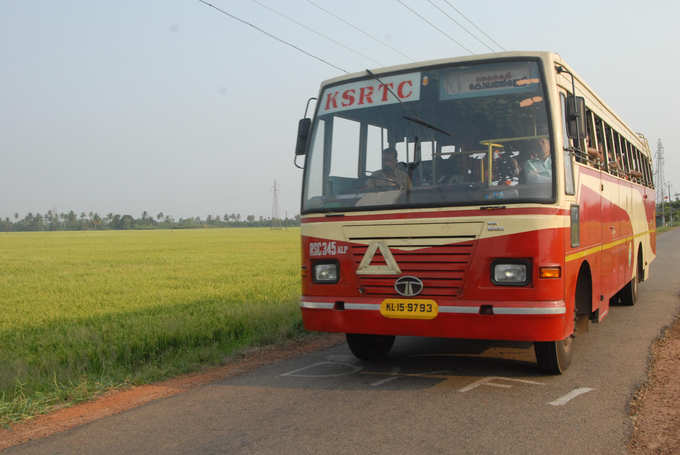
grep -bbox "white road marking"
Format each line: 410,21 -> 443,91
280,362 -> 363,378
371,376 -> 400,386
370,366 -> 400,386
459,376 -> 544,392
548,387 -> 594,406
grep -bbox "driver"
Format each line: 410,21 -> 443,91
366,147 -> 411,190
522,137 -> 552,183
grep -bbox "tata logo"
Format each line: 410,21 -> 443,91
394,276 -> 424,297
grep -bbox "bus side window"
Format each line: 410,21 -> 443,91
584,109 -> 600,167
629,143 -> 642,182
594,115 -> 608,172
646,154 -> 653,187
620,134 -> 630,176
637,149 -> 645,185
612,131 -> 626,176
603,123 -> 618,175
640,149 -> 650,186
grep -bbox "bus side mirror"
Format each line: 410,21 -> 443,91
566,96 -> 586,142
295,118 -> 311,156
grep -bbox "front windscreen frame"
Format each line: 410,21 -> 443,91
301,57 -> 557,214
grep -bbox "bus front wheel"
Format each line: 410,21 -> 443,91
534,335 -> 573,374
346,333 -> 395,361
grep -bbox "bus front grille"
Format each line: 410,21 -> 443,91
350,240 -> 475,298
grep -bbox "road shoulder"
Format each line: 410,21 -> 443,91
0,334 -> 343,451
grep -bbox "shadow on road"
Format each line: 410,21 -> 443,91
218,335 -> 586,392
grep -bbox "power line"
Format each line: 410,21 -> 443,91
425,0 -> 494,52
440,0 -> 506,51
396,0 -> 473,54
197,0 -> 348,73
248,0 -> 382,66
305,0 -> 413,61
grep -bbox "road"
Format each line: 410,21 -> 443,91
7,228 -> 680,455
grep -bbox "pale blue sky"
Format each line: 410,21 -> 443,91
1,0 -> 678,219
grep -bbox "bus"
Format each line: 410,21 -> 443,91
293,51 -> 656,373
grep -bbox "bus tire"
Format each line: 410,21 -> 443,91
574,265 -> 592,334
534,336 -> 573,374
620,249 -> 642,306
346,333 -> 395,361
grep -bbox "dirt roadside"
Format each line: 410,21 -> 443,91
629,314 -> 680,454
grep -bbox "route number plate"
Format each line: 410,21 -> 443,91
380,299 -> 438,320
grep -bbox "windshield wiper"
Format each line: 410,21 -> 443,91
402,115 -> 452,136
364,69 -> 452,137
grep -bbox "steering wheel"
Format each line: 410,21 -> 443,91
361,173 -> 401,190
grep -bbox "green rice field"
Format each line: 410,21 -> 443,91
0,228 -> 302,425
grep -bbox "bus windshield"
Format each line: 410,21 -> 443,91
302,59 -> 554,213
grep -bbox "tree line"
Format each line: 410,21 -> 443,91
0,210 -> 301,232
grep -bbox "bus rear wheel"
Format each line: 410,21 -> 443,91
534,336 -> 573,374
346,333 -> 395,361
620,250 -> 642,306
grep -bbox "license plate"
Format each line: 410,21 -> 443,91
380,299 -> 438,320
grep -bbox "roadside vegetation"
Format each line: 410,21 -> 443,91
0,228 -> 302,425
656,220 -> 679,234
656,200 -> 680,234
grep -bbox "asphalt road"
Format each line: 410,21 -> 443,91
8,228 -> 680,455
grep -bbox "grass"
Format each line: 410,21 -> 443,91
657,222 -> 679,234
0,228 -> 303,425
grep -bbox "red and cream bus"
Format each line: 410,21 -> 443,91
294,51 -> 655,373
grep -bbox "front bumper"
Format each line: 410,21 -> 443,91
300,296 -> 568,342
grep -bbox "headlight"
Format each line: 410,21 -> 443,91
313,262 -> 338,283
492,261 -> 530,286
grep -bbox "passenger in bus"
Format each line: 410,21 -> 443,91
365,147 -> 411,190
494,151 -> 520,185
522,137 -> 552,183
585,137 -> 603,167
607,147 -> 621,175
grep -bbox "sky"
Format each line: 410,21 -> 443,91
1,0 -> 678,220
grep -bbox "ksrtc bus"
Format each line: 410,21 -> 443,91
294,51 -> 655,373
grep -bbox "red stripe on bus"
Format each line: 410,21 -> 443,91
301,207 -> 569,223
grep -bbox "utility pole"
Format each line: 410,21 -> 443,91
271,180 -> 282,230
669,183 -> 673,226
655,139 -> 665,226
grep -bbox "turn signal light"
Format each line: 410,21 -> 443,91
539,267 -> 561,279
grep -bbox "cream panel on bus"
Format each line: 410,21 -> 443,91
302,214 -> 568,250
